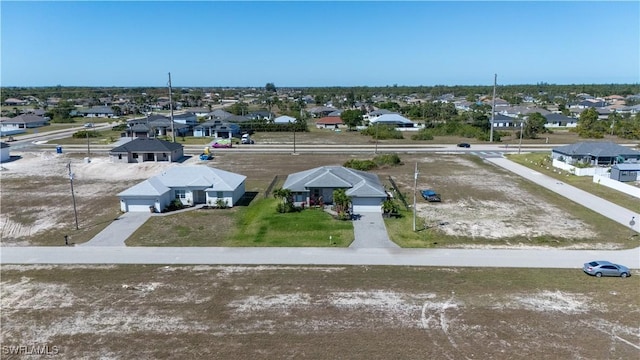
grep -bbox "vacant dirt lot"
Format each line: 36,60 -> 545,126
1,265 -> 638,359
0,148 -> 626,247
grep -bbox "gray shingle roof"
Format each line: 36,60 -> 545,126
110,138 -> 183,153
553,142 -> 640,157
283,166 -> 386,197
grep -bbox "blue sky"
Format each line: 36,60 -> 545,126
1,1 -> 639,87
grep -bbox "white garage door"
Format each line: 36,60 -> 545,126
352,197 -> 383,213
125,198 -> 155,212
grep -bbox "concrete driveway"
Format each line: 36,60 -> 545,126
81,212 -> 151,246
350,212 -> 399,248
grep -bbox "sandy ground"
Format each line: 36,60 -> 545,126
0,150 -> 603,247
1,265 -> 638,358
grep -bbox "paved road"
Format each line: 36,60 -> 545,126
2,246 -> 638,268
487,158 -> 640,232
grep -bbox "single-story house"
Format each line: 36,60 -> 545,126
544,113 -> 578,127
80,106 -> 115,118
316,116 -> 344,129
118,165 -> 247,212
210,109 -> 233,120
490,113 -> 517,128
551,142 -> 640,166
610,163 -> 640,182
274,115 -> 296,124
308,106 -> 340,118
4,98 -> 28,106
247,110 -> 275,121
109,138 -> 184,163
0,114 -> 50,130
172,112 -> 198,126
369,113 -> 415,128
193,120 -> 240,138
282,166 -> 388,213
0,142 -> 10,163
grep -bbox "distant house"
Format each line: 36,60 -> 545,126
308,106 -> 339,118
551,142 -> 640,166
274,115 -> 296,124
118,166 -> 247,212
210,109 -> 233,120
491,113 -> 517,128
544,113 -> 578,128
247,110 -> 275,121
193,120 -> 240,138
172,112 -> 198,126
109,138 -> 184,163
316,116 -> 344,129
282,166 -> 388,213
0,142 -> 10,163
0,114 -> 50,134
610,163 -> 640,182
4,98 -> 28,106
369,113 -> 415,128
80,106 -> 114,118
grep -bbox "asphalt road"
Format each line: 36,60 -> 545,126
2,246 -> 638,268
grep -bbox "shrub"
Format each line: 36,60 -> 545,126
72,130 -> 101,138
373,153 -> 401,166
343,159 -> 377,171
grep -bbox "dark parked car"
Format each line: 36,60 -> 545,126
583,261 -> 631,278
457,143 -> 471,148
420,189 -> 441,202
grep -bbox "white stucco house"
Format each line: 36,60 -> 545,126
274,115 -> 296,124
118,166 -> 247,212
282,166 -> 388,213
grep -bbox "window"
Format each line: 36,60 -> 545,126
216,191 -> 223,199
133,153 -> 138,159
175,190 -> 186,199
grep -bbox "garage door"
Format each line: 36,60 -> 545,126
125,198 -> 155,212
352,197 -> 383,213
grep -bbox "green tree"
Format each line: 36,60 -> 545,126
332,188 -> 352,220
576,108 -> 606,138
340,109 -> 363,130
49,100 -> 75,123
522,112 -> 548,139
265,83 -> 277,93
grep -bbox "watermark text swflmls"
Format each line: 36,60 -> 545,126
2,345 -> 60,356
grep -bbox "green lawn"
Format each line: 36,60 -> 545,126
126,198 -> 354,247
507,153 -> 640,212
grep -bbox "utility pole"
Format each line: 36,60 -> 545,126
86,126 -> 91,157
374,122 -> 379,154
413,162 -> 418,232
67,162 -> 79,230
518,120 -> 524,154
490,73 -> 497,142
168,72 -> 175,142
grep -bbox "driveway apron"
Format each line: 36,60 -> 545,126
81,212 -> 151,246
350,212 -> 399,248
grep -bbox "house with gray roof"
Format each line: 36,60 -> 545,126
1,114 -> 49,135
80,106 -> 114,118
282,166 -> 388,213
118,165 -> 247,212
369,113 -> 415,128
544,113 -> 578,128
551,142 -> 640,166
109,138 -> 184,163
194,120 -> 240,138
210,109 -> 233,120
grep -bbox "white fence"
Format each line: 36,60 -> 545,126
552,159 -> 610,176
593,174 -> 640,199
